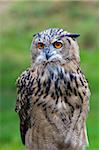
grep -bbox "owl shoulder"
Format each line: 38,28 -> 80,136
15,67 -> 34,113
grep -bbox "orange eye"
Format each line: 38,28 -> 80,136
53,42 -> 63,49
37,42 -> 44,49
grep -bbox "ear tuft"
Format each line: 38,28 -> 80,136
66,33 -> 80,38
33,33 -> 37,37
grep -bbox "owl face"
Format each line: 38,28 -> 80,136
31,28 -> 80,65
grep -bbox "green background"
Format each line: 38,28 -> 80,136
0,1 -> 98,150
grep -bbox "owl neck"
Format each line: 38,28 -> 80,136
32,59 -> 79,79
33,56 -> 79,68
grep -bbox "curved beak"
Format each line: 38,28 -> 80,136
44,47 -> 52,60
45,53 -> 51,60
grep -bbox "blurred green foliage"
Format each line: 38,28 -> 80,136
0,1 -> 98,150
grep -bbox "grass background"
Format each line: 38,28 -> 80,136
0,1 -> 99,150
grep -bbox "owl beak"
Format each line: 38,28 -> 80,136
45,53 -> 51,60
44,47 -> 52,60
44,46 -> 54,60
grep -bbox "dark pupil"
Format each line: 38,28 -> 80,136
40,43 -> 43,47
56,43 -> 60,46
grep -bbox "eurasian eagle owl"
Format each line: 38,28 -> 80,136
15,28 -> 90,150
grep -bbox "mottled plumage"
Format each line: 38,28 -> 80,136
15,28 -> 90,150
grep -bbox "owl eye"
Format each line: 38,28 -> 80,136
53,41 -> 63,49
37,42 -> 45,49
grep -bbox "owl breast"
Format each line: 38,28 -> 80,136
32,63 -> 76,114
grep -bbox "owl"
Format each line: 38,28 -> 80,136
15,28 -> 90,150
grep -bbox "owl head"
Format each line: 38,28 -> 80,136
31,28 -> 80,65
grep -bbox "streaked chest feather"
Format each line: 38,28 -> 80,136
31,64 -> 86,112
